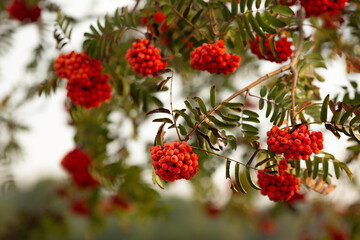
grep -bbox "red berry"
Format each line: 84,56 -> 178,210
61,148 -> 98,188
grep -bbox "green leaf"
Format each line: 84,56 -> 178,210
173,110 -> 194,128
256,0 -> 262,9
275,90 -> 287,103
259,99 -> 265,110
321,94 -> 330,122
305,158 -> 312,176
243,110 -> 259,118
268,35 -> 279,59
240,0 -> 247,13
178,124 -> 187,136
339,162 -> 353,180
193,97 -> 207,114
322,158 -> 329,181
90,25 -> 100,36
313,157 -> 319,179
260,85 -> 267,97
226,160 -> 231,179
183,2 -> 192,18
177,0 -> 186,11
331,108 -> 342,124
191,9 -> 203,24
235,163 -> 247,194
242,123 -> 258,133
349,127 -> 360,144
270,105 -> 279,122
265,0 -> 273,7
275,109 -> 286,126
339,105 -> 358,125
266,102 -> 272,118
245,168 -> 261,190
237,18 -> 248,43
248,13 -> 267,39
152,118 -> 173,124
257,33 -> 266,58
268,85 -> 278,99
221,4 -> 232,21
333,161 -> 340,179
242,14 -> 255,41
256,12 -> 276,34
152,167 -> 164,189
231,0 -> 238,16
247,0 -> 255,10
210,85 -> 216,108
295,159 -> 300,177
271,5 -> 294,17
222,102 -> 244,108
208,116 -> 237,129
350,114 -> 360,125
264,11 -> 286,28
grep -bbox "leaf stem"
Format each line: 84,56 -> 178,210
290,7 -> 305,124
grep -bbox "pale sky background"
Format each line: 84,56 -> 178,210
0,0 -> 359,206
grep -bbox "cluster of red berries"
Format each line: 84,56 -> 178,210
249,34 -> 293,63
61,148 -> 98,188
300,0 -> 348,17
126,38 -> 168,77
279,0 -> 297,6
6,0 -> 41,22
257,159 -> 300,201
54,51 -> 112,109
150,141 -> 199,181
190,40 -> 241,75
267,125 -> 324,161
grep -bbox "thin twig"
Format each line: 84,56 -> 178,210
210,7 -> 219,42
173,8 -> 212,42
169,71 -> 184,141
290,7 -> 305,124
184,64 -> 292,140
191,146 -> 260,170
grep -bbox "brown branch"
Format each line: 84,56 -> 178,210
290,7 -> 305,124
184,64 -> 292,140
173,8 -> 212,42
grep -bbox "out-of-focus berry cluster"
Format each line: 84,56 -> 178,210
6,0 -> 41,22
300,0 -> 348,17
190,40 -> 241,75
150,141 -> 199,181
61,148 -> 98,188
279,0 -> 298,6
